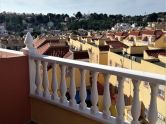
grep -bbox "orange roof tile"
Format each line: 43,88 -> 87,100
142,30 -> 163,39
129,31 -> 142,36
106,40 -> 128,49
115,32 -> 128,37
37,42 -> 69,58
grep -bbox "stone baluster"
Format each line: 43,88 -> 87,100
79,69 -> 87,110
91,71 -> 99,114
148,83 -> 158,124
103,73 -> 111,119
42,61 -> 51,99
69,67 -> 76,107
116,77 -> 125,124
35,60 -> 42,96
52,63 -> 59,100
131,79 -> 141,124
60,65 -> 67,103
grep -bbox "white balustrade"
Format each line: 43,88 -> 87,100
42,61 -> 51,99
52,63 -> 59,100
148,83 -> 159,124
69,67 -> 76,107
116,77 -> 125,124
131,79 -> 141,124
35,60 -> 42,96
103,73 -> 111,119
90,71 -> 99,114
60,65 -> 67,103
79,69 -> 87,110
28,54 -> 165,124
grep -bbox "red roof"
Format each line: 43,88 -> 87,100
34,37 -> 46,48
63,51 -> 73,58
34,37 -> 67,48
82,36 -> 92,38
106,40 -> 128,49
146,49 -> 166,58
129,31 -> 142,36
142,30 -> 163,39
107,32 -> 115,37
37,43 -> 69,58
115,32 -> 128,37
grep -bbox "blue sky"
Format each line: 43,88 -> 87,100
0,0 -> 165,15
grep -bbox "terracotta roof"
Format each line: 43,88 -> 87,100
63,51 -> 73,58
99,45 -> 110,51
146,49 -> 166,58
106,40 -> 128,49
142,30 -> 163,39
33,37 -> 46,48
129,31 -> 142,36
115,32 -> 128,37
142,30 -> 155,35
34,37 -> 67,48
82,36 -> 92,38
92,35 -> 103,40
107,32 -> 115,37
73,51 -> 89,60
37,43 -> 69,58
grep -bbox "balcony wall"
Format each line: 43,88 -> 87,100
0,54 -> 30,124
31,98 -> 102,124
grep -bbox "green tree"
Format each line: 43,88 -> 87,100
75,11 -> 83,19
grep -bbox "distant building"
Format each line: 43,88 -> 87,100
147,22 -> 166,31
0,24 -> 8,36
0,35 -> 24,50
112,23 -> 131,32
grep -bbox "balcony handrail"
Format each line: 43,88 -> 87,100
30,54 -> 166,85
24,32 -> 166,124
0,48 -> 23,56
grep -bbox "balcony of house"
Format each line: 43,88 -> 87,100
0,33 -> 166,124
